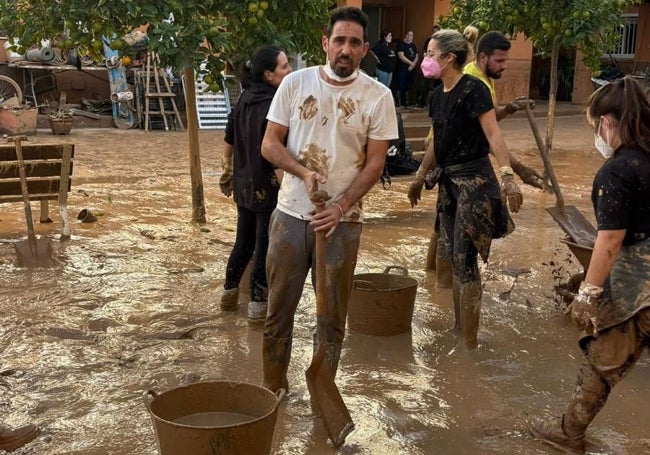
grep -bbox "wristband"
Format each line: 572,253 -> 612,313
500,166 -> 514,177
333,202 -> 345,218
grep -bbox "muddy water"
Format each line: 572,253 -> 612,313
0,124 -> 649,454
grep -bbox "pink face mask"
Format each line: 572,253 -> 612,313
421,56 -> 442,79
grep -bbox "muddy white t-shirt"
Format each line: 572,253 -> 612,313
266,66 -> 397,222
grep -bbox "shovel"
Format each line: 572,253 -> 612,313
9,136 -> 56,267
523,105 -> 596,248
305,187 -> 354,447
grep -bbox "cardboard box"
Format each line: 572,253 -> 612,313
0,108 -> 38,135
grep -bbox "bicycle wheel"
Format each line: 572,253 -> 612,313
0,75 -> 23,105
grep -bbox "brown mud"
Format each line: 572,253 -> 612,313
0,116 -> 649,454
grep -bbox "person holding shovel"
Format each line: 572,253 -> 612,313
407,29 -> 522,350
260,6 -> 397,394
530,77 -> 650,453
218,46 -> 293,326
422,30 -> 540,289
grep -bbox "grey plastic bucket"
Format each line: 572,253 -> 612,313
144,381 -> 285,455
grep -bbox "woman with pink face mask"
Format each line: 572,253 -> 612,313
407,29 -> 522,350
530,76 -> 650,453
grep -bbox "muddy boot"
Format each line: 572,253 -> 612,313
219,287 -> 239,311
425,231 -> 437,271
434,231 -> 453,288
247,301 -> 267,328
436,254 -> 453,289
0,423 -> 40,452
529,415 -> 585,454
262,333 -> 291,393
459,281 -> 482,350
450,279 -> 461,334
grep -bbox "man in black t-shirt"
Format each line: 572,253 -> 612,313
395,30 -> 418,107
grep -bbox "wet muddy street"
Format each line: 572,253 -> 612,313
1,116 -> 649,455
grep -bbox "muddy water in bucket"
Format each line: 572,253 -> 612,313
145,381 -> 285,455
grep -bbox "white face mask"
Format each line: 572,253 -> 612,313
594,121 -> 614,159
322,59 -> 359,83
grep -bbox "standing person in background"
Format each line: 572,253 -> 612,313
371,31 -> 396,89
260,6 -> 398,393
415,24 -> 441,109
426,30 -> 540,287
463,31 -> 534,122
530,77 -> 650,454
218,46 -> 293,327
395,30 -> 418,108
407,29 -> 522,350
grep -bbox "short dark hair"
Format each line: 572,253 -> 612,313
326,6 -> 368,41
476,31 -> 511,57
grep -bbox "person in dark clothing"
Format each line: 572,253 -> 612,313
218,45 -> 292,326
415,24 -> 441,108
371,31 -> 396,88
529,77 -> 650,454
407,29 -> 522,350
395,30 -> 419,107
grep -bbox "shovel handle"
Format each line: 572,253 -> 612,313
524,105 -> 565,208
383,265 -> 408,276
9,136 -> 35,238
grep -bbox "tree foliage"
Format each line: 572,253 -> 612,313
0,0 -> 335,89
438,0 -> 640,72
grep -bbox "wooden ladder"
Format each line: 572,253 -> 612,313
143,51 -> 184,131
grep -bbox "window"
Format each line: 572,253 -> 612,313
610,14 -> 638,59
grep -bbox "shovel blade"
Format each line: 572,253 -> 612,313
306,345 -> 354,447
546,205 -> 597,248
14,237 -> 58,268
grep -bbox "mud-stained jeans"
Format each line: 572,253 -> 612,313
563,307 -> 650,435
264,209 -> 362,351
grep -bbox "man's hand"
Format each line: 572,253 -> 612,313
505,96 -> 536,115
219,154 -> 234,197
567,282 -> 603,336
500,167 -> 523,213
408,178 -> 424,208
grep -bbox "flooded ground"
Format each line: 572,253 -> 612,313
0,115 -> 649,455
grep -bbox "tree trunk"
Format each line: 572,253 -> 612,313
183,66 -> 206,224
545,38 -> 560,153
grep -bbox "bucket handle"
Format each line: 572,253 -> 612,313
353,279 -> 378,291
274,388 -> 286,411
142,389 -> 158,410
383,265 -> 408,276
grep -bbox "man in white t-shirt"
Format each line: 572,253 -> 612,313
260,6 -> 398,394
